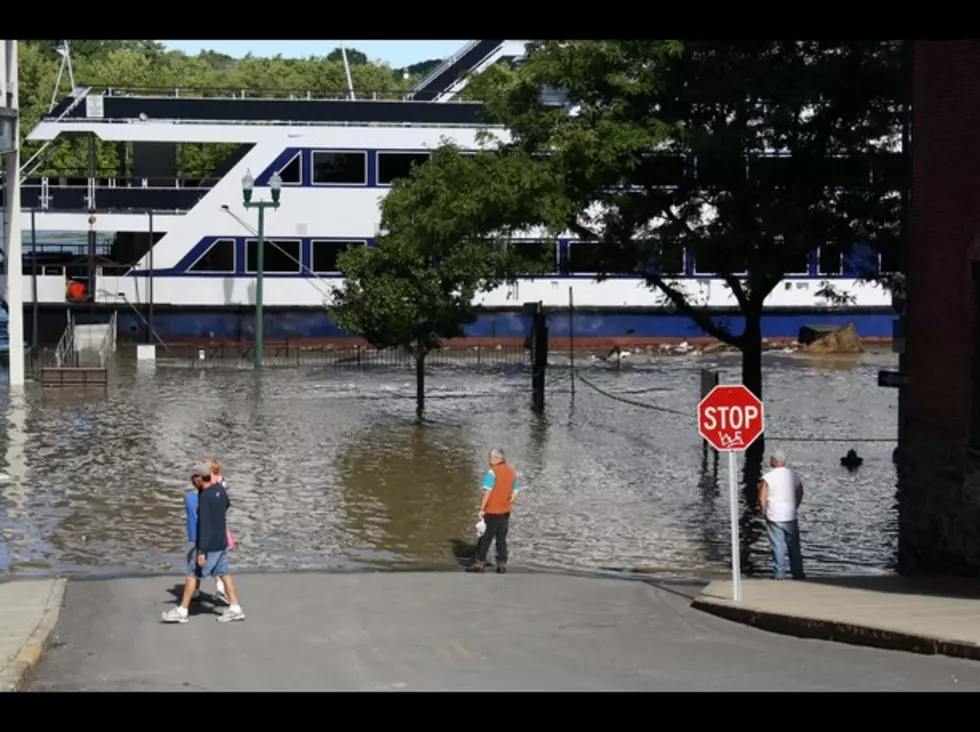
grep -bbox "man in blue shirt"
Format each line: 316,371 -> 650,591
162,470 -> 245,623
184,474 -> 228,605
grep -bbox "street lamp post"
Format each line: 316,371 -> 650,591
241,169 -> 282,369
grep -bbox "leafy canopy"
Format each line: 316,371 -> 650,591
443,40 -> 908,345
331,147 -> 555,356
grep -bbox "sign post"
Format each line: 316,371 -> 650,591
697,384 -> 766,601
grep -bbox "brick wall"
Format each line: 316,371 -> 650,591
909,41 -> 980,438
901,41 -> 980,575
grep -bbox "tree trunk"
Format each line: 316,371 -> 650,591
740,308 -> 765,473
415,353 -> 426,420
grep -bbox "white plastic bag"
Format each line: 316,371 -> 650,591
475,519 -> 486,537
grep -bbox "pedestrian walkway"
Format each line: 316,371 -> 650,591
0,578 -> 66,691
693,575 -> 980,660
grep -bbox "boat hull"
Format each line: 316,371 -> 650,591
12,304 -> 896,348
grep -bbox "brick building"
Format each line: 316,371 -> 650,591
900,40 -> 980,575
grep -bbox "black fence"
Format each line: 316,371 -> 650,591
150,342 -> 530,369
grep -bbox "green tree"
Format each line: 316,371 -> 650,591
383,40 -> 908,461
330,238 -> 484,420
326,47 -> 368,65
332,146 -> 553,419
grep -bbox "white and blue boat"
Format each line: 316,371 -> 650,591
0,40 -> 898,347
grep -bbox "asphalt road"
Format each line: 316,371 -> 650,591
28,571 -> 980,691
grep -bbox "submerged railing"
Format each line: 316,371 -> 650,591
54,312 -> 77,367
98,311 -> 117,368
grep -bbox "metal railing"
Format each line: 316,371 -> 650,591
44,85 -> 479,106
54,312 -> 77,367
21,86 -> 93,180
151,341 -> 530,369
412,41 -> 481,93
98,311 -> 117,368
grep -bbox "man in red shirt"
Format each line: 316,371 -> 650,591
467,449 -> 521,574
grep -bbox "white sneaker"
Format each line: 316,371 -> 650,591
161,606 -> 189,624
216,605 -> 245,622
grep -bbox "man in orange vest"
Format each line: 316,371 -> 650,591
468,448 -> 521,574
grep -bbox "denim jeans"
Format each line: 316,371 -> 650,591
766,519 -> 805,579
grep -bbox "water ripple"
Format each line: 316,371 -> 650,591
0,353 -> 898,578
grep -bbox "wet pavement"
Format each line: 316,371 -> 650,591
28,571 -> 980,692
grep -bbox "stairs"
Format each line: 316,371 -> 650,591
41,312 -> 116,388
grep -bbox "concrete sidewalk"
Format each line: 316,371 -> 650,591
693,575 -> 980,660
0,578 -> 66,691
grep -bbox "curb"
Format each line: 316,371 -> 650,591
691,598 -> 980,661
0,579 -> 67,692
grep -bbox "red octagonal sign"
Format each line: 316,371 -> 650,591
698,384 -> 765,452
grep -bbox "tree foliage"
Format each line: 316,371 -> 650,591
330,146 -> 554,417
15,40 -> 427,177
383,41 -> 907,385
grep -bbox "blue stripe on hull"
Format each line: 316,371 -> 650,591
115,309 -> 896,341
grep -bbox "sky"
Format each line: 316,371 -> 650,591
157,41 -> 471,68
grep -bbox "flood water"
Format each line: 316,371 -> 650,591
0,352 -> 900,579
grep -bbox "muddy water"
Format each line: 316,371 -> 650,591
0,352 -> 899,579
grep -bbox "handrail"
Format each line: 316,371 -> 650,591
411,41 -> 481,93
21,86 -> 92,181
98,311 -> 117,368
429,47 -> 506,103
41,85 -> 478,106
54,312 -> 76,367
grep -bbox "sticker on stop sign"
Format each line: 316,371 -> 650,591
697,385 -> 765,452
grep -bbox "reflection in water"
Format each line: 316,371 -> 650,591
337,422 -> 481,566
0,352 -> 900,579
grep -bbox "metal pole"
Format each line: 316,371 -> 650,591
897,50 -> 911,452
148,209 -> 154,344
728,449 -> 742,601
254,204 -> 264,369
3,41 -> 25,386
568,286 -> 575,396
30,208 -> 38,351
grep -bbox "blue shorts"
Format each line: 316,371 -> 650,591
185,548 -> 230,579
185,547 -> 200,578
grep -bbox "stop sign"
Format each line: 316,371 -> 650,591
698,384 -> 765,452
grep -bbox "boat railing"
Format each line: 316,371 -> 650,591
97,311 -> 117,368
21,86 -> 93,180
23,173 -> 220,189
43,85 -> 480,108
411,41 -> 482,93
427,46 -> 506,103
54,312 -> 77,368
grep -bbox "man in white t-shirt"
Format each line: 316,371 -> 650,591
758,450 -> 805,579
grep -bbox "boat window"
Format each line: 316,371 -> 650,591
311,240 -> 363,273
692,247 -> 748,276
245,239 -> 301,273
376,152 -> 431,186
878,243 -> 900,274
818,244 -> 843,276
311,151 -> 367,185
510,240 -> 557,273
564,240 -> 641,275
565,241 -> 602,274
188,239 -> 235,272
649,243 -> 684,275
277,153 -> 302,185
